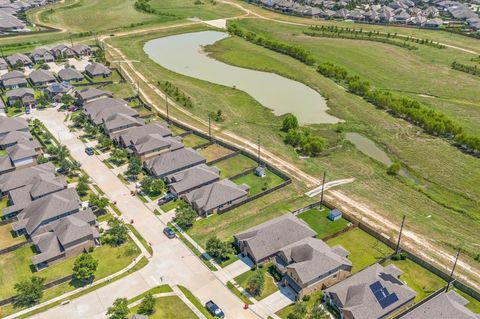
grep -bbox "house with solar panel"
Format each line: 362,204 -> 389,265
324,263 -> 416,319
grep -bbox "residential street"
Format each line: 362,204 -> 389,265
24,108 -> 260,319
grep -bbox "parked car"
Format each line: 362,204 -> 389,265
158,193 -> 175,205
163,227 -> 175,239
205,300 -> 224,319
85,147 -> 94,156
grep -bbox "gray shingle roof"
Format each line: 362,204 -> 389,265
85,62 -> 111,77
0,130 -> 39,149
131,134 -> 183,155
29,69 -> 56,85
76,87 -> 112,102
6,53 -> 31,66
0,162 -> 55,193
3,77 -> 28,88
103,113 -> 144,132
83,98 -> 136,125
6,87 -> 34,99
145,148 -> 206,178
1,70 -> 25,81
6,143 -> 37,161
114,123 -> 172,145
167,164 -> 220,195
235,214 -> 317,262
58,67 -> 84,82
325,263 -> 417,319
0,116 -> 28,135
70,44 -> 91,56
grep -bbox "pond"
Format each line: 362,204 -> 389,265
345,132 -> 392,166
143,31 -> 339,124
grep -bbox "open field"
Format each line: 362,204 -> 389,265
0,238 -> 139,300
182,133 -> 209,148
149,0 -> 244,20
214,154 -> 258,179
128,295 -> 197,319
234,263 -> 279,300
232,169 -> 284,196
297,208 -> 350,239
0,224 -> 26,250
326,228 -> 393,273
198,143 -> 234,162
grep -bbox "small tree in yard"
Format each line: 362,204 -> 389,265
89,194 -> 109,214
72,253 -> 98,283
14,276 -> 46,307
387,162 -> 401,175
76,175 -> 89,196
247,271 -> 265,297
206,236 -> 234,261
126,156 -> 142,178
111,148 -> 128,165
287,302 -> 307,319
140,176 -> 164,195
282,114 -> 299,132
107,298 -> 129,319
174,200 -> 197,229
104,219 -> 129,246
138,292 -> 156,315
98,135 -> 113,150
310,299 -> 329,319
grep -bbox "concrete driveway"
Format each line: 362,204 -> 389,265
251,286 -> 296,318
222,255 -> 254,280
25,108 -> 259,319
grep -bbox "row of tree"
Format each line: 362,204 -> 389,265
451,61 -> 480,77
107,293 -> 156,319
282,114 -> 327,157
227,23 -> 316,65
158,80 -> 194,108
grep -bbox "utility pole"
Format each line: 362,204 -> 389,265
166,95 -> 170,123
445,249 -> 461,292
395,215 -> 406,255
319,171 -> 326,210
208,113 -> 212,141
257,135 -> 261,165
136,80 -> 139,96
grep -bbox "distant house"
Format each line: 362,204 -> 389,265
0,143 -> 39,175
0,162 -> 56,196
29,69 -> 56,86
1,70 -> 28,89
144,148 -> 206,178
30,48 -> 55,64
0,116 -> 29,138
324,263 -> 417,319
83,97 -> 136,125
58,67 -> 84,82
124,133 -> 183,160
182,179 -> 249,216
0,130 -> 40,150
103,113 -> 145,136
274,237 -> 352,298
328,208 -> 343,221
6,53 -> 32,67
234,214 -> 317,264
399,290 -> 479,319
44,82 -> 75,102
70,44 -> 92,57
166,164 -> 220,196
50,44 -> 75,59
76,87 -> 113,104
6,88 -> 35,107
85,62 -> 112,78
114,123 -> 172,148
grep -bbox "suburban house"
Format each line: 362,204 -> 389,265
399,290 -> 480,319
70,44 -> 92,57
181,179 -> 249,216
0,162 -> 56,196
114,123 -> 172,148
11,188 -> 81,235
1,70 -> 28,89
31,208 -> 99,270
126,133 -> 183,160
44,82 -> 75,102
58,67 -> 84,82
0,57 -> 8,70
166,164 -> 220,196
103,113 -> 145,136
6,87 -> 35,106
235,214 -> 317,264
85,62 -> 112,78
2,174 -> 67,219
0,143 -> 40,174
274,237 -> 352,298
50,44 -> 75,59
0,116 -> 29,138
6,53 -> 32,67
30,48 -> 54,64
324,263 -> 417,319
29,69 -> 56,86
76,87 -> 113,104
0,130 -> 40,150
83,98 -> 138,125
144,147 -> 206,178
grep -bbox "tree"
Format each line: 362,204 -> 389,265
89,194 -> 109,213
387,162 -> 401,175
107,298 -> 129,319
246,271 -> 265,296
76,175 -> 89,196
287,302 -> 307,319
99,135 -> 113,150
61,94 -> 75,105
174,200 -> 197,229
59,158 -> 75,174
72,253 -> 98,283
14,276 -> 46,307
126,157 -> 142,178
104,219 -> 129,246
310,300 -> 329,319
206,236 -> 234,260
138,292 -> 156,315
84,123 -> 99,137
282,114 -> 299,132
49,145 -> 69,162
111,148 -> 128,165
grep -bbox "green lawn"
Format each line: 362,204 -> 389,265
128,285 -> 173,304
182,133 -> 209,148
159,199 -> 181,213
232,169 -> 284,196
100,82 -> 135,99
297,208 -> 349,239
129,295 -> 197,319
198,144 -> 233,162
0,196 -> 8,210
178,285 -> 214,319
383,258 -> 446,303
276,290 -> 323,319
149,0 -> 244,20
170,125 -> 186,136
326,228 -> 393,273
234,263 -> 279,300
0,149 -> 7,156
0,237 -> 140,300
214,154 -> 258,179
0,223 -> 26,250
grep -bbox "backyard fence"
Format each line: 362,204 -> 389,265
0,240 -> 30,255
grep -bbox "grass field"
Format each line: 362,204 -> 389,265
326,228 -> 393,273
0,224 -> 26,250
297,208 -> 350,239
232,169 -> 284,196
198,143 -> 233,162
0,238 -> 139,300
149,0 -> 244,20
182,133 -> 209,148
214,154 -> 258,179
383,258 -> 446,302
128,295 -> 197,319
234,263 -> 279,300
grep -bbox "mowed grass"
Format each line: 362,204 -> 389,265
383,258 -> 446,302
149,0 -> 244,20
232,169 -> 284,196
214,154 -> 258,179
182,133 -> 209,148
326,228 -> 393,273
297,208 -> 349,239
198,143 -> 233,162
234,263 -> 279,300
0,238 -> 140,299
128,295 -> 197,319
0,224 -> 26,250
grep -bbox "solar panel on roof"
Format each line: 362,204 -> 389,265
379,293 -> 399,309
370,281 -> 382,292
369,281 -> 399,309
